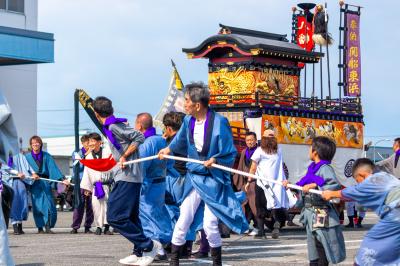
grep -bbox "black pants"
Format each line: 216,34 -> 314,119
1,182 -> 14,229
255,185 -> 267,220
107,181 -> 153,254
309,238 -> 329,266
255,185 -> 286,231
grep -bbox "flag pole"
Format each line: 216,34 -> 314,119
73,90 -> 82,209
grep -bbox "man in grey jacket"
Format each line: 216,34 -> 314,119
377,137 -> 400,179
93,96 -> 160,266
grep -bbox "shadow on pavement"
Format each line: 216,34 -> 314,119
17,264 -> 45,266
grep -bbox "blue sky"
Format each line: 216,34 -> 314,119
37,0 -> 399,146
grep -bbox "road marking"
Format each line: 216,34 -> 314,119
190,258 -> 232,266
224,239 -> 362,251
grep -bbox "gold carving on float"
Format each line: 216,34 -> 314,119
208,67 -> 299,100
209,67 -> 256,95
262,115 -> 363,148
255,70 -> 298,96
217,41 -> 227,45
187,53 -> 194,59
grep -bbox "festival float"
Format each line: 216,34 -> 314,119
75,2 -> 364,194
168,2 -> 364,185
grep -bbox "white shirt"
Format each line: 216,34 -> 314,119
193,119 -> 205,152
250,147 -> 289,209
251,147 -> 279,164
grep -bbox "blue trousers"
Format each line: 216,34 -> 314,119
107,181 -> 153,252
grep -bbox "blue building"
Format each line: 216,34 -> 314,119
0,0 -> 54,151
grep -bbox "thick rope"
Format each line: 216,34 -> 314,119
80,154 -> 323,195
8,169 -> 74,186
9,175 -> 74,186
162,155 -> 322,195
122,155 -> 159,166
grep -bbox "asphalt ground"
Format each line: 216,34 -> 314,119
7,211 -> 377,266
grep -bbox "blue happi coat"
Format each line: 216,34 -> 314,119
342,172 -> 400,266
169,111 -> 248,234
7,154 -> 34,222
25,152 -> 63,229
165,154 -> 202,241
139,135 -> 173,244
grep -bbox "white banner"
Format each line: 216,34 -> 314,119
245,117 -> 262,140
281,144 -> 362,187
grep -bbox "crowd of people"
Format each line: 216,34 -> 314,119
0,82 -> 399,266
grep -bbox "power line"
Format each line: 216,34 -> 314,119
38,108 -> 76,112
39,120 -> 92,127
364,135 -> 399,138
37,108 -> 138,116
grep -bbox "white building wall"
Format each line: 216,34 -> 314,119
0,0 -> 37,29
0,0 -> 38,148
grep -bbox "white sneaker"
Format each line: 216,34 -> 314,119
134,240 -> 161,266
119,254 -> 138,265
249,228 -> 259,236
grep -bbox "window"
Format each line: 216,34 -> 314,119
7,0 -> 24,13
0,0 -> 24,13
0,0 -> 6,10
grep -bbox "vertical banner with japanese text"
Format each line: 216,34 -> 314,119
345,12 -> 361,96
296,15 -> 314,51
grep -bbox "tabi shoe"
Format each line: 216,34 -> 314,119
221,233 -> 230,238
169,244 -> 181,266
134,240 -> 162,266
211,247 -> 222,266
13,224 -> 20,235
38,227 -> 45,234
84,227 -> 93,234
104,225 -> 113,235
70,228 -> 78,234
192,251 -> 209,258
287,221 -> 299,227
179,241 -> 192,259
18,223 -> 25,234
271,221 -> 280,239
345,216 -> 354,228
153,254 -> 168,262
95,227 -> 102,235
253,232 -> 266,239
118,254 -> 139,265
45,225 -> 55,234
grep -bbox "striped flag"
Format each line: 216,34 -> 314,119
154,60 -> 185,127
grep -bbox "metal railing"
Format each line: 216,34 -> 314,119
210,92 -> 362,114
